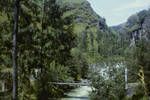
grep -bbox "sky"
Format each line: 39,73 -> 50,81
87,0 -> 150,26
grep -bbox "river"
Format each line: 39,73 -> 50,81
61,86 -> 92,100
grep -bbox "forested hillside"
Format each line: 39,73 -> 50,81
0,0 -> 149,100
0,0 -> 110,99
112,9 -> 150,96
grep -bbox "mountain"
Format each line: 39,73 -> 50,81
112,9 -> 150,46
58,0 -> 108,52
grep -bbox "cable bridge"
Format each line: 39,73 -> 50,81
49,81 -> 91,86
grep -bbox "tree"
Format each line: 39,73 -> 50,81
12,0 -> 20,99
90,63 -> 125,100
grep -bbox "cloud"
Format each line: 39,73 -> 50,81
114,0 -> 150,12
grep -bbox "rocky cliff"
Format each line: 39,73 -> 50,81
112,9 -> 150,46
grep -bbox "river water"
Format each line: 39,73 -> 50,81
61,86 -> 92,100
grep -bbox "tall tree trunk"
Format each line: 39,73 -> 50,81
12,0 -> 20,100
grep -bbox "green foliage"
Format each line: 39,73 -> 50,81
61,0 -> 86,4
136,39 -> 150,95
125,38 -> 150,95
0,0 -> 78,99
69,48 -> 89,80
90,63 -> 126,100
0,0 -> 148,99
35,61 -> 70,99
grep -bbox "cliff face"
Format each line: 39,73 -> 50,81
112,9 -> 150,46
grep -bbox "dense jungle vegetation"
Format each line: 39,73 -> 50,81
0,0 -> 149,100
